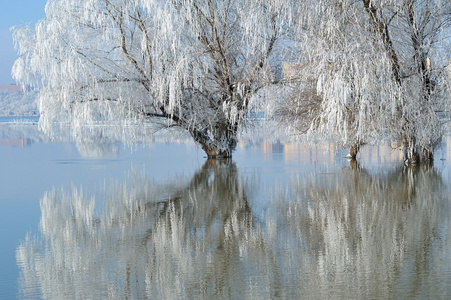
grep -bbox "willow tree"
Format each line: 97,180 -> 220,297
280,0 -> 451,163
12,0 -> 300,158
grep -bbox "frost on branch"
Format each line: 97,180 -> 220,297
12,0 -> 302,158
276,0 -> 451,163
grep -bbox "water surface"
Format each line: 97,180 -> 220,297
1,122 -> 451,299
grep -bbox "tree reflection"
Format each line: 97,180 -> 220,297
275,162 -> 449,299
16,160 -> 262,299
17,161 -> 451,299
75,132 -> 120,158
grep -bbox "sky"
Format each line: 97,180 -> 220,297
0,0 -> 48,84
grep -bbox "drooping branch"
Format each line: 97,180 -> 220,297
12,0 -> 303,158
106,4 -> 151,91
406,1 -> 433,97
362,0 -> 402,85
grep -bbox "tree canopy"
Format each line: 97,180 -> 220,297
279,0 -> 451,163
12,0 -> 451,162
12,0 -> 302,158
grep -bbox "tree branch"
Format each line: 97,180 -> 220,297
362,0 -> 402,85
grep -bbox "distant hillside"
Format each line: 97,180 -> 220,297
0,91 -> 38,116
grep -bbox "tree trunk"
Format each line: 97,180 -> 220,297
403,137 -> 420,165
421,147 -> 434,161
189,122 -> 238,159
347,142 -> 363,159
201,145 -> 233,159
404,150 -> 420,165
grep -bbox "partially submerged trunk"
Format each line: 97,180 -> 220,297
347,142 -> 364,159
403,136 -> 435,164
200,144 -> 234,159
403,137 -> 421,165
421,147 -> 434,162
404,150 -> 420,165
189,122 -> 238,159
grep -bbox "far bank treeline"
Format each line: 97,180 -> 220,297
12,0 -> 451,163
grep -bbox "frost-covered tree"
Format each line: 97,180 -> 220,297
280,0 -> 451,163
12,0 -> 301,158
0,90 -> 38,116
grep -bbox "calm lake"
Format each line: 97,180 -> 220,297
1,120 -> 451,299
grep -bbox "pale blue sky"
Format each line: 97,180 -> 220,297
0,0 -> 48,84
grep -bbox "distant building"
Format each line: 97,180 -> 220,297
0,138 -> 32,147
282,62 -> 303,80
0,84 -> 24,94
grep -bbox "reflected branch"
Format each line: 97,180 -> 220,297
271,163 -> 449,298
16,161 -> 451,299
16,160 -> 264,299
